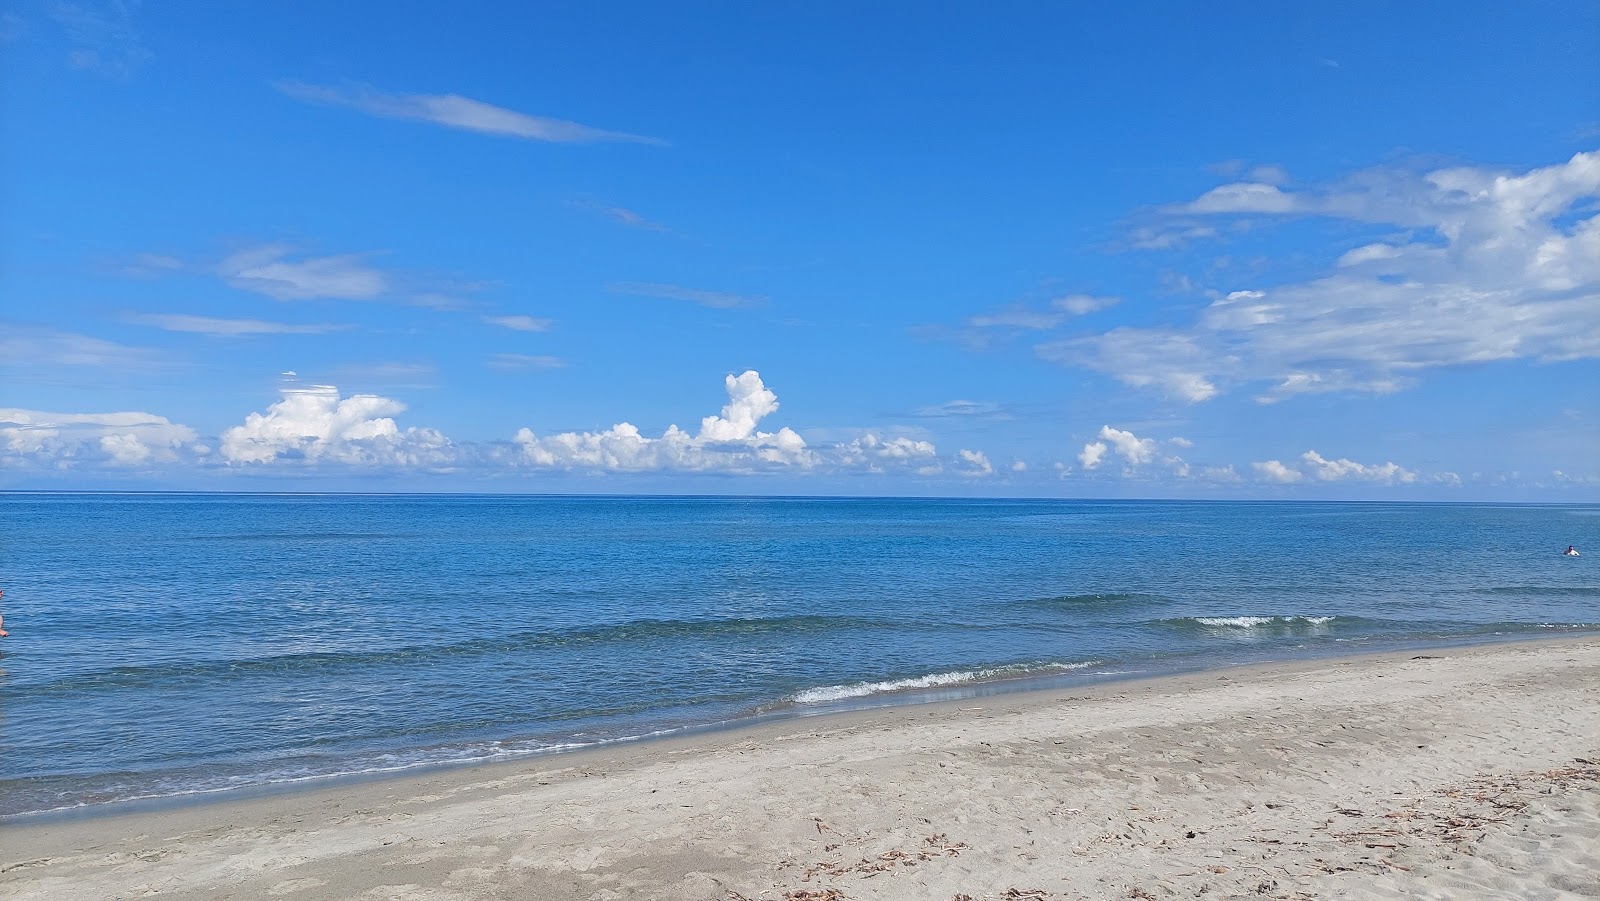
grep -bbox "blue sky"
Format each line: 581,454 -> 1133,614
3,1 -> 1597,498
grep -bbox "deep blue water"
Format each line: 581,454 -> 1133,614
1,494 -> 1595,817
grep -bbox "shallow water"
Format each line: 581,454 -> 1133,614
1,494 -> 1594,816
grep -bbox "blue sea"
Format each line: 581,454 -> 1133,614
1,493 -> 1595,818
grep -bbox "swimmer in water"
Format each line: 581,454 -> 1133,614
0,588 -> 8,637
1564,545 -> 1580,557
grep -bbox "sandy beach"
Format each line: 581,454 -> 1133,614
3,637 -> 1596,901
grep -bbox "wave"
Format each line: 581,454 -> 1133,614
792,660 -> 1096,704
1156,614 -> 1355,633
22,612 -> 886,695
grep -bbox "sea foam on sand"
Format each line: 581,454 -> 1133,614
2,637 -> 1596,901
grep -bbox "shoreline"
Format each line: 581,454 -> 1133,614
9,629 -> 1593,826
4,635 -> 1596,900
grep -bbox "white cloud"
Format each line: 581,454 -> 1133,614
1097,425 -> 1157,465
956,448 -> 993,476
487,354 -> 565,372
1250,451 -> 1416,485
1060,151 -> 1600,402
1300,450 -> 1416,484
278,82 -> 663,146
1078,425 -> 1191,476
1,409 -> 203,468
610,282 -> 766,310
219,385 -> 456,467
1078,441 -> 1107,469
1011,460 -> 1027,472
514,371 -> 814,473
219,245 -> 387,301
129,314 -> 348,336
484,315 -> 553,332
512,372 -> 984,478
1252,460 -> 1303,483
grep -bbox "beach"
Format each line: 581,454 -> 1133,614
3,636 -> 1596,901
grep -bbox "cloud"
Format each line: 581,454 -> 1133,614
219,385 -> 456,467
1078,425 -> 1190,475
513,371 -> 813,473
609,282 -> 766,310
50,0 -> 149,77
129,314 -> 348,336
218,245 -> 387,301
1078,441 -> 1107,469
487,353 -> 566,372
1250,451 -> 1415,484
1058,150 -> 1600,402
1252,460 -> 1303,483
573,201 -> 672,232
0,325 -> 166,370
956,448 -> 993,476
278,82 -> 664,146
1300,450 -> 1416,484
1,408 -> 203,468
913,400 -> 1009,419
483,315 -> 553,332
967,294 -> 1119,331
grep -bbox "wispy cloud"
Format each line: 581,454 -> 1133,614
128,314 -> 349,337
218,245 -> 387,301
572,200 -> 672,232
1049,150 -> 1600,403
487,353 -> 566,372
913,400 -> 1011,419
277,82 -> 665,146
0,324 -> 167,370
483,314 -> 553,332
610,282 -> 767,310
50,0 -> 149,77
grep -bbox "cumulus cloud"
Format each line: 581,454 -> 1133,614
278,82 -> 664,146
956,448 -> 993,476
219,385 -> 456,467
1,409 -> 204,468
1300,450 -> 1416,484
1056,151 -> 1600,402
1251,452 -> 1415,484
1078,425 -> 1191,476
1252,460 -> 1303,483
513,371 -> 813,473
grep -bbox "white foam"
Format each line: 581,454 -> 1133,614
1194,615 -> 1336,628
793,661 -> 1094,704
1195,616 -> 1277,627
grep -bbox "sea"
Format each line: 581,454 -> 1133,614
1,493 -> 1595,819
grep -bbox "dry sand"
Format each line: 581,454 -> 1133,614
3,637 -> 1597,901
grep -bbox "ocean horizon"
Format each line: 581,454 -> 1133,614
2,492 -> 1594,819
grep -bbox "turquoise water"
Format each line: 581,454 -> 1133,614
1,494 -> 1595,817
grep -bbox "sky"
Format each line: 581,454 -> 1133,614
2,1 -> 1597,499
